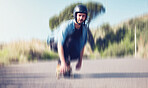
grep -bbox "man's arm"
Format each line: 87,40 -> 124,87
76,47 -> 85,70
80,47 -> 85,64
58,42 -> 67,73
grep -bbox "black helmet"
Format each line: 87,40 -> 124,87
73,4 -> 87,25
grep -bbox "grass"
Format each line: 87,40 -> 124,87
91,14 -> 148,59
0,39 -> 59,65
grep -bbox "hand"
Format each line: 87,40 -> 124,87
76,61 -> 82,70
60,62 -> 67,73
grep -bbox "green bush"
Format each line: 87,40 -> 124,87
101,28 -> 134,57
42,50 -> 58,60
102,41 -> 134,57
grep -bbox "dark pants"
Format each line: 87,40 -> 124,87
50,36 -> 80,65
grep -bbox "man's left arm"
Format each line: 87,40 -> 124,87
76,47 -> 85,70
80,47 -> 85,64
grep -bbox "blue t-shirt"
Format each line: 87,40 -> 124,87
47,19 -> 87,52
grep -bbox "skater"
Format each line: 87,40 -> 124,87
47,4 -> 88,75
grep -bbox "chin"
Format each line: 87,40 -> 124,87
79,21 -> 83,24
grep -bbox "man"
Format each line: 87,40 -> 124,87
47,4 -> 88,74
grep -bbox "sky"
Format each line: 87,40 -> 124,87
0,0 -> 148,43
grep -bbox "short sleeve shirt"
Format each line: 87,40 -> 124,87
49,19 -> 87,52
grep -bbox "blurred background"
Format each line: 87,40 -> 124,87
0,0 -> 148,65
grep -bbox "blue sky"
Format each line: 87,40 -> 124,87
0,0 -> 148,43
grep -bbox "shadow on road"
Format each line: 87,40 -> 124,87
73,72 -> 148,79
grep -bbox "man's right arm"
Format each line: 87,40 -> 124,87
57,21 -> 71,73
58,42 -> 67,73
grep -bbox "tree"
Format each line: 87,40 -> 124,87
101,23 -> 111,34
49,2 -> 105,51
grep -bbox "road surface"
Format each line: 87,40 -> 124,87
0,58 -> 148,88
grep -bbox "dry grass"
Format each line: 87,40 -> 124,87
0,39 -> 58,65
137,36 -> 148,59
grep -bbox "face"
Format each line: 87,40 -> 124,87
76,13 -> 86,24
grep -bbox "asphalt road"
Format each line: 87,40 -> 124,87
0,58 -> 148,88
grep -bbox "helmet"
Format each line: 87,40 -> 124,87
73,4 -> 87,25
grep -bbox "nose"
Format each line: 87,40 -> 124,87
80,16 -> 83,19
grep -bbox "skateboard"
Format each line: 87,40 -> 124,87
56,64 -> 73,79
